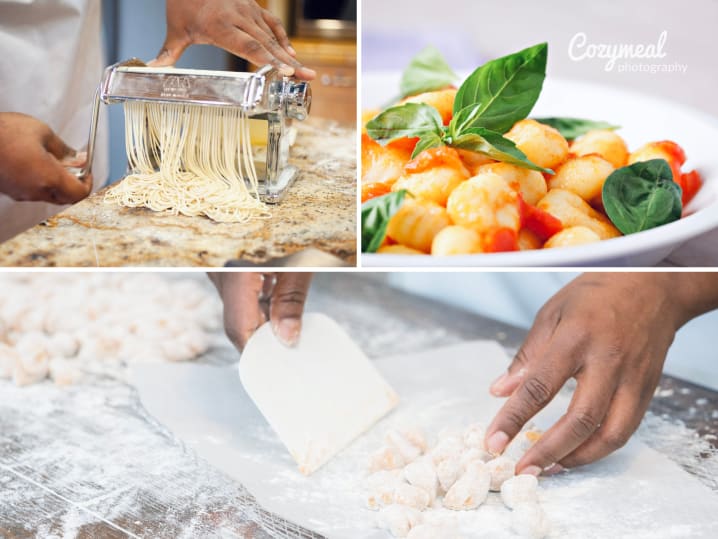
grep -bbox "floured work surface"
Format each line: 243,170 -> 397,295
132,340 -> 718,539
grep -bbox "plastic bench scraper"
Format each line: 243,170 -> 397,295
239,312 -> 399,475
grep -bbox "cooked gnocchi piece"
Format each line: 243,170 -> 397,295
386,199 -> 451,253
431,226 -> 482,256
537,189 -> 621,240
548,155 -> 615,203
570,129 -> 629,168
447,173 -> 520,233
505,119 -> 570,170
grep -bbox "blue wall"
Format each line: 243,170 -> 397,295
102,0 -> 228,183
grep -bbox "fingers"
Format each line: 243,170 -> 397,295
484,326 -> 578,456
558,386 -> 646,469
218,273 -> 266,351
261,9 -> 294,55
149,35 -> 190,67
269,272 -> 312,347
43,129 -> 75,160
490,307 -> 559,397
515,364 -> 616,475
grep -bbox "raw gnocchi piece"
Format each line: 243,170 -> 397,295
443,461 -> 491,510
501,474 -> 539,509
366,470 -> 403,510
404,457 -> 438,503
477,162 -> 548,205
377,504 -> 423,538
548,155 -> 615,203
447,172 -> 521,233
511,503 -> 550,539
485,455 -> 516,491
504,428 -> 543,461
462,423 -> 485,449
505,119 -> 570,170
0,342 -> 20,379
544,226 -> 601,249
537,189 -> 621,240
394,483 -> 431,511
436,457 -> 463,494
48,332 -> 81,359
431,434 -> 465,464
431,226 -> 482,256
386,199 -> 451,253
386,430 -> 424,463
460,447 -> 490,468
570,129 -> 629,168
160,328 -> 210,362
49,357 -> 83,387
401,428 -> 428,453
368,445 -> 406,473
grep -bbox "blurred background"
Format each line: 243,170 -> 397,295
102,0 -> 356,182
377,273 -> 718,392
362,0 -> 718,116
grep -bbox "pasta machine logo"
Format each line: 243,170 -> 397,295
568,31 -> 687,74
161,76 -> 192,98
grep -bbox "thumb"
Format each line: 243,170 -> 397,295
43,129 -> 74,160
269,273 -> 313,347
148,34 -> 189,67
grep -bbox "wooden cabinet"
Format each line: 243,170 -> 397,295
292,38 -> 356,126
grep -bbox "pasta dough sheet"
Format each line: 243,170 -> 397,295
132,341 -> 718,539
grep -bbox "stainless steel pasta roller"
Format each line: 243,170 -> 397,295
70,59 -> 312,203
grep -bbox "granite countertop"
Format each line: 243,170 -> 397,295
0,118 -> 356,267
1,274 -> 717,538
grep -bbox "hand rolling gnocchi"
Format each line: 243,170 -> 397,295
362,45 -> 703,256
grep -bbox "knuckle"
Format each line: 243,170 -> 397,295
521,376 -> 554,407
243,39 -> 264,55
599,428 -> 629,451
502,407 -> 528,432
568,408 -> 600,439
513,346 -> 531,368
274,289 -> 306,306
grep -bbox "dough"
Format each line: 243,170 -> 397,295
368,445 -> 406,473
511,503 -> 550,539
403,457 -> 438,502
377,504 -> 423,537
486,455 -> 516,491
436,456 -> 463,493
386,429 -> 424,463
394,483 -> 431,511
501,474 -> 539,509
443,461 -> 491,510
366,470 -> 403,510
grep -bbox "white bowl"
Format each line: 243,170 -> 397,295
361,74 -> 718,267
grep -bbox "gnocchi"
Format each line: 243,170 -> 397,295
362,48 -> 703,258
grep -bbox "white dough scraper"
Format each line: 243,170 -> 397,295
239,313 -> 399,475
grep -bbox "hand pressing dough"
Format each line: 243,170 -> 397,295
403,457 -> 438,503
443,461 -> 491,510
511,503 -> 550,539
501,474 -> 539,509
486,455 -> 516,491
376,504 -> 423,537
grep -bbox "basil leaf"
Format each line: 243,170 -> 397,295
453,42 -> 548,133
534,117 -> 620,141
451,127 -> 553,174
411,132 -> 444,159
366,103 -> 444,144
362,190 -> 409,253
602,159 -> 682,235
399,46 -> 458,99
448,104 -> 482,139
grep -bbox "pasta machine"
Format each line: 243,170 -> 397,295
68,59 -> 312,203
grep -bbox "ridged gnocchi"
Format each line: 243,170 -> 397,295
447,173 -> 520,233
386,199 -> 451,253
